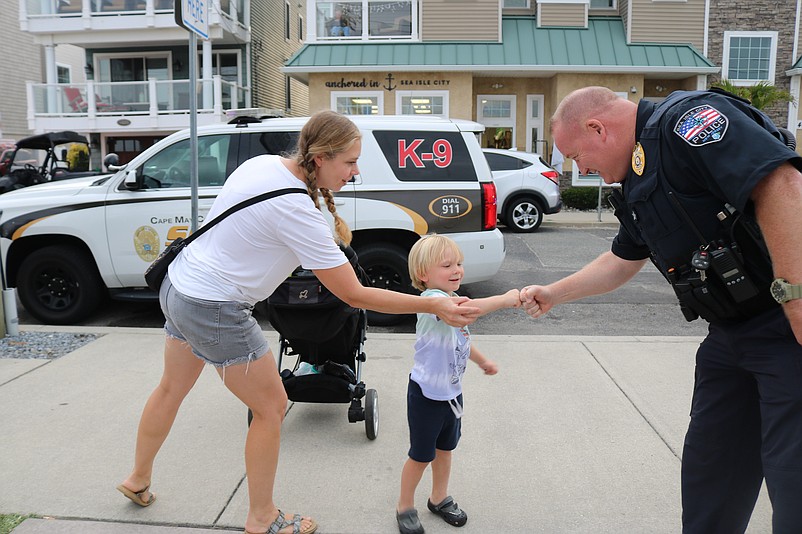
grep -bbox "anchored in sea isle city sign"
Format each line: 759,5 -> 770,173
325,74 -> 451,91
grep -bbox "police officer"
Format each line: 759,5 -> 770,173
521,86 -> 802,533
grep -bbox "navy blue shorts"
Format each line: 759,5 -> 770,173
407,377 -> 462,463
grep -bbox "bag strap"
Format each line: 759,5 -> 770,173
181,187 -> 307,246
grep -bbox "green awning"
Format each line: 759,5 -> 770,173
284,16 -> 716,80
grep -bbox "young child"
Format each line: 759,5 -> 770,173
396,234 -> 521,534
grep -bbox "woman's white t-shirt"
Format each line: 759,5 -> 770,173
169,155 -> 348,304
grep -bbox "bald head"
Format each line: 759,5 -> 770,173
551,86 -> 621,135
549,86 -> 638,184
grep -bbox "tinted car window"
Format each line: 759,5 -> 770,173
373,131 -> 477,182
140,134 -> 232,189
484,152 -> 531,171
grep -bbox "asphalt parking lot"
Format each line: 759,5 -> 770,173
17,221 -> 710,338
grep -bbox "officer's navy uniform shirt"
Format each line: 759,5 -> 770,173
610,90 -> 802,280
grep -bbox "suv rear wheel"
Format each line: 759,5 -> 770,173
505,196 -> 544,233
355,243 -> 414,326
17,246 -> 105,324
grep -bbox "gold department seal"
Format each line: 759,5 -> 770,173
632,142 -> 645,176
134,226 -> 160,262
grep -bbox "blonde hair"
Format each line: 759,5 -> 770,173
291,110 -> 360,245
408,234 -> 464,292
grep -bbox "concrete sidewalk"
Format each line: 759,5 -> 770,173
0,327 -> 772,533
542,207 -> 619,228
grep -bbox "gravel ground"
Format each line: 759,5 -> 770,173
0,331 -> 101,359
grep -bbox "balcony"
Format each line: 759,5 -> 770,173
20,0 -> 248,44
26,77 -> 249,133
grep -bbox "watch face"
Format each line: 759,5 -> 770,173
771,279 -> 788,303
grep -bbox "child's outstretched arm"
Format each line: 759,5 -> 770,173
469,345 -> 497,375
470,288 -> 521,317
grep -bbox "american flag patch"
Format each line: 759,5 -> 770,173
673,105 -> 728,146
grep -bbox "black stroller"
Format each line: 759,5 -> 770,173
263,245 -> 378,440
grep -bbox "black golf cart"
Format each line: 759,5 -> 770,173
0,131 -> 102,194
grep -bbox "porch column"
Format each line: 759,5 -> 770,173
202,39 -> 213,110
44,43 -> 58,115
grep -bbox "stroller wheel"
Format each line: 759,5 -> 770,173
365,388 -> 379,440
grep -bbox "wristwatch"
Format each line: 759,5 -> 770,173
770,278 -> 802,304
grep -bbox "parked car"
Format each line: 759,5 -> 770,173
482,148 -> 562,232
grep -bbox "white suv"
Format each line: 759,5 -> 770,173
482,148 -> 562,232
0,115 -> 505,325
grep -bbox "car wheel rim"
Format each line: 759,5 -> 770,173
366,265 -> 403,292
512,202 -> 539,229
33,269 -> 76,311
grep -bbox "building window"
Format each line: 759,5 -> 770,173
723,31 -> 777,85
285,1 -> 291,40
316,1 -> 414,40
299,15 -> 304,41
368,1 -> 412,37
286,77 -> 292,111
57,64 -> 71,84
396,91 -> 448,117
331,91 -> 383,115
590,0 -> 615,8
478,97 -> 512,119
503,0 -> 529,7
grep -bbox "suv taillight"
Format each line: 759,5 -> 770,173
541,170 -> 560,185
481,182 -> 498,230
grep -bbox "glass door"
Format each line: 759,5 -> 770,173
526,94 -> 545,156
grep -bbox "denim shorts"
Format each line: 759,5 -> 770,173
407,377 -> 462,463
159,274 -> 270,368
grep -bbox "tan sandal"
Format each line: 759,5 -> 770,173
245,509 -> 317,534
116,483 -> 156,507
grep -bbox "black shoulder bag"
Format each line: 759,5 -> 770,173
144,187 -> 307,291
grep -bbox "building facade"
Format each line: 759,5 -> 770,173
14,0 -> 308,167
285,0 -> 802,170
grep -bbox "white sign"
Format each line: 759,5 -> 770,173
175,0 -> 208,39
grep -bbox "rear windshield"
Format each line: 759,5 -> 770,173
373,131 -> 477,182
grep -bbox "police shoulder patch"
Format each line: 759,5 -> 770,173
673,104 -> 728,146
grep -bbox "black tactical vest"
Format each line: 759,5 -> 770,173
611,90 -> 777,322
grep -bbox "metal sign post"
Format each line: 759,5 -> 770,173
174,0 -> 209,233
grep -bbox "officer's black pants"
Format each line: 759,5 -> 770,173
681,307 -> 802,534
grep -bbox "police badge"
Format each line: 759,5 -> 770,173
632,142 -> 645,175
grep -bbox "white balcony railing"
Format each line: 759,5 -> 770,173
27,77 -> 249,118
23,0 -> 244,25
25,77 -> 250,133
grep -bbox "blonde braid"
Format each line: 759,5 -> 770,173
320,188 -> 352,245
300,152 -> 319,206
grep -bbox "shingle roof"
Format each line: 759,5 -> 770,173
284,17 -> 716,79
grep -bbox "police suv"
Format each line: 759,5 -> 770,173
0,115 -> 505,325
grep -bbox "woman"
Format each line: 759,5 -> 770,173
116,110 -> 480,534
